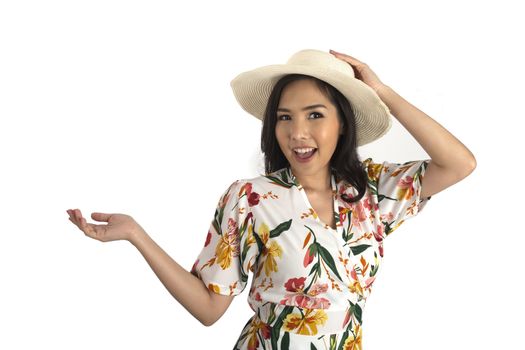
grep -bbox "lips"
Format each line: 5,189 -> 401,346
294,149 -> 316,157
293,148 -> 317,162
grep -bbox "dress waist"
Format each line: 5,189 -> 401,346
251,299 -> 363,337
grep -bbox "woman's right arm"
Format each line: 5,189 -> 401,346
129,228 -> 235,326
67,209 -> 233,326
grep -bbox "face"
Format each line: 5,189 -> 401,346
275,78 -> 344,177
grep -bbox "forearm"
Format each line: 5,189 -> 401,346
128,229 -> 214,326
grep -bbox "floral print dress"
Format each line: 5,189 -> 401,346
190,157 -> 432,350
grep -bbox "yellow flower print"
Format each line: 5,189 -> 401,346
259,222 -> 270,243
283,309 -> 328,335
366,160 -> 382,184
245,316 -> 271,350
208,283 -> 220,294
343,324 -> 362,350
263,240 -> 282,276
215,218 -> 240,269
247,223 -> 255,245
258,222 -> 283,277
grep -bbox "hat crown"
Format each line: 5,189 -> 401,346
286,49 -> 356,79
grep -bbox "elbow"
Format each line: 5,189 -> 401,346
465,157 -> 477,176
200,316 -> 218,327
468,154 -> 477,171
456,156 -> 477,179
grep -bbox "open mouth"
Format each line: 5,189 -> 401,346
293,148 -> 317,160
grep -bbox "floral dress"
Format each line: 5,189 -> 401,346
190,157 -> 432,350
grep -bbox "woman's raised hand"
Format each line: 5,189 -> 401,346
66,209 -> 144,243
329,49 -> 387,93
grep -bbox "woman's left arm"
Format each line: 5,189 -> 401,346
375,84 -> 476,198
330,49 -> 477,198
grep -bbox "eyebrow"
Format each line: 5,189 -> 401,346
277,104 -> 328,112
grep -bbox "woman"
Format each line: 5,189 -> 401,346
67,49 -> 476,349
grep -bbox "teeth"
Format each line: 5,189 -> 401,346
294,148 -> 315,154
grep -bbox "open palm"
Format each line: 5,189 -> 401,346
67,209 -> 143,242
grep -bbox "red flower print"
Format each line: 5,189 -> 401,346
239,183 -> 253,197
260,323 -> 271,339
365,276 -> 376,289
248,192 -> 260,207
363,196 -> 379,212
284,277 -> 306,292
339,206 -> 349,224
342,307 -> 351,328
303,247 -> 315,267
239,182 -> 260,207
309,283 -> 328,296
280,277 -> 331,309
350,267 -> 358,281
380,212 -> 395,222
373,224 -> 383,243
243,212 -> 253,228
398,175 -> 416,200
350,201 -> 367,229
190,259 -> 199,275
204,230 -> 212,247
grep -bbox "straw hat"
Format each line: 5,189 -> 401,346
230,49 -> 392,147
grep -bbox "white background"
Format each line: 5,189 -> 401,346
1,0 -> 523,349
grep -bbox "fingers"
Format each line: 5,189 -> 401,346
91,212 -> 110,222
67,208 -> 89,233
329,49 -> 364,66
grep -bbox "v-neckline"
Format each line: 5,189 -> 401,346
285,166 -> 340,233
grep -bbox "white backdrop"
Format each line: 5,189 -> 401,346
1,0 -> 522,349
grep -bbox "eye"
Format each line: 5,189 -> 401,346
276,112 -> 323,121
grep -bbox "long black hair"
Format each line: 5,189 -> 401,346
261,74 -> 368,204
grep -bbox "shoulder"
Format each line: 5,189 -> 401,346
223,168 -> 286,195
234,167 -> 291,188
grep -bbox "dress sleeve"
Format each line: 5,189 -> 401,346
190,179 -> 259,296
373,159 -> 432,238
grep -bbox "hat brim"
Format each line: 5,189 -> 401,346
230,63 -> 392,147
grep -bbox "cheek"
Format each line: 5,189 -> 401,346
275,124 -> 287,138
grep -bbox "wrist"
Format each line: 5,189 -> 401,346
129,227 -> 148,246
373,84 -> 390,94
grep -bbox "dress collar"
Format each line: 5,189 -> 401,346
284,166 -> 337,192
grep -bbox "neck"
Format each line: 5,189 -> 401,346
290,166 -> 332,193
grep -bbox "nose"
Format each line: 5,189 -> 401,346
289,118 -> 310,140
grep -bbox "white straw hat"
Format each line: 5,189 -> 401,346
230,49 -> 392,147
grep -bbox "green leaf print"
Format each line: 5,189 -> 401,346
342,228 -> 353,243
329,334 -> 337,350
267,304 -> 276,324
252,219 -> 265,253
270,219 -> 293,238
370,251 -> 379,277
378,193 -> 396,203
350,244 -> 371,256
280,332 -> 290,350
317,245 -> 343,280
311,343 -> 318,350
337,330 -> 350,350
349,300 -> 363,325
308,261 -> 320,277
270,306 -> 294,349
212,206 -> 222,236
264,174 -> 295,188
